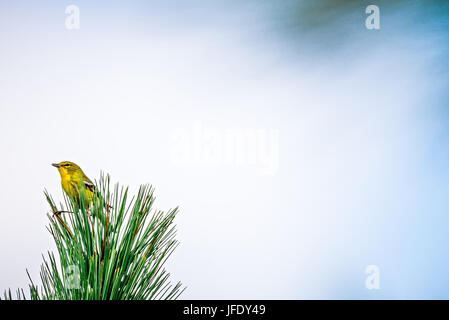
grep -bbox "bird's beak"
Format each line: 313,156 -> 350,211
52,163 -> 61,168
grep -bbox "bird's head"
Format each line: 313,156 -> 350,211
52,161 -> 82,177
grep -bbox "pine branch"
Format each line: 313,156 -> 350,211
2,174 -> 185,300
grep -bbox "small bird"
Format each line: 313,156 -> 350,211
52,161 -> 113,246
52,161 -> 96,206
52,161 -> 115,232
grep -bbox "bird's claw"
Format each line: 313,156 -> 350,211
53,210 -> 71,216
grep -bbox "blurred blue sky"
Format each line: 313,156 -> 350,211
0,0 -> 449,299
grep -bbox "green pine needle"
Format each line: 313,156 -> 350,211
2,173 -> 185,300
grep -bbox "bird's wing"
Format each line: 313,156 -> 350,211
83,179 -> 96,192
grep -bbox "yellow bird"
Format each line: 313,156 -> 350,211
52,161 -> 96,206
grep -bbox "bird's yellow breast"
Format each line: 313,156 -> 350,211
59,169 -> 93,203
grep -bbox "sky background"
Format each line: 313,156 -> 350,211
0,0 -> 449,299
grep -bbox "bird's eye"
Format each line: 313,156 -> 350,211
63,164 -> 71,167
